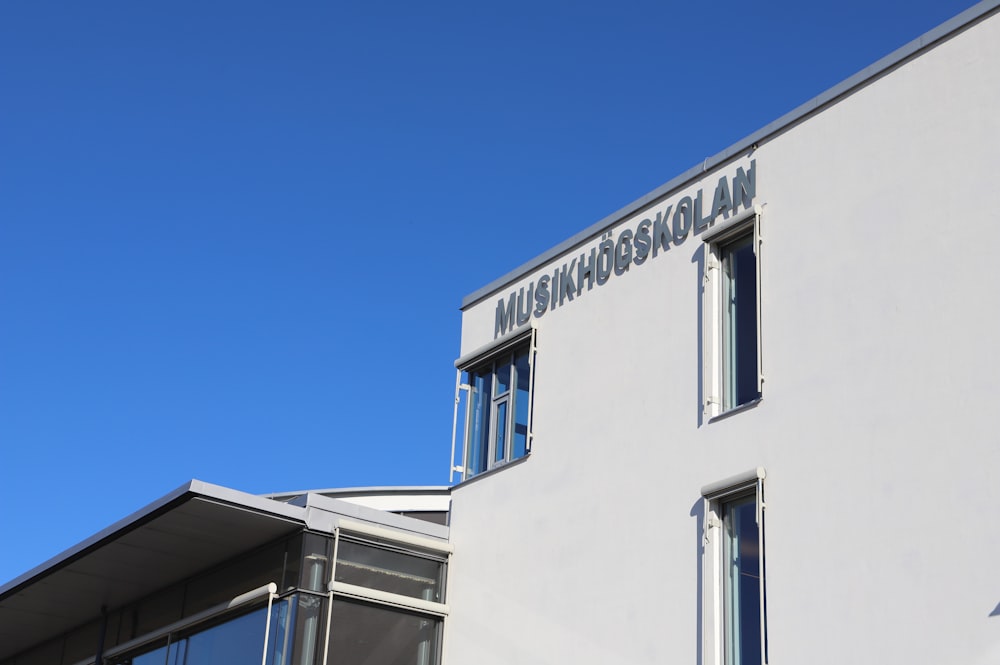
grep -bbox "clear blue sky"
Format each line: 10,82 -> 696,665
0,0 -> 978,584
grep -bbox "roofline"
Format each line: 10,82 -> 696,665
0,479 -> 306,601
261,485 -> 451,500
460,0 -> 1000,310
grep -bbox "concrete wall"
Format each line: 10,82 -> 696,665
445,8 -> 1000,665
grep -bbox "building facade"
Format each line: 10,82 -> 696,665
444,2 -> 1000,663
3,2 -> 1000,664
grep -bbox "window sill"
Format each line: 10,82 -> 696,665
452,453 -> 531,489
707,397 -> 762,424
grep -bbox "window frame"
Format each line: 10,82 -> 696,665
701,467 -> 768,665
451,326 -> 536,482
703,207 -> 763,420
322,523 -> 451,665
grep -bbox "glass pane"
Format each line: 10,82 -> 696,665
264,598 -> 294,665
109,642 -> 168,665
495,356 -> 511,394
493,400 -> 508,463
300,533 -> 331,593
724,495 -> 761,665
512,347 -> 530,459
328,599 -> 440,665
291,595 -> 325,665
168,606 -> 269,665
466,369 -> 492,475
336,539 -> 445,602
723,235 -> 759,408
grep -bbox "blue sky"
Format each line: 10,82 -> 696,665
0,0 -> 978,584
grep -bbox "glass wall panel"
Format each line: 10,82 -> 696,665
300,533 -> 332,593
327,599 -> 440,665
167,606 -> 269,665
290,595 -> 326,665
282,533 -> 304,594
109,604 -> 284,665
335,540 -> 444,602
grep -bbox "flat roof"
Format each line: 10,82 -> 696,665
461,0 -> 1000,310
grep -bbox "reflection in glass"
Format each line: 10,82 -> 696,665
335,539 -> 444,602
110,602 -> 294,665
493,400 -> 508,463
110,642 -> 167,665
169,607 -> 269,665
723,495 -> 761,665
494,358 -> 511,395
328,599 -> 440,665
513,348 -> 530,458
466,369 -> 492,475
722,233 -> 759,409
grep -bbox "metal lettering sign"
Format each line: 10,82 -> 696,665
494,161 -> 756,338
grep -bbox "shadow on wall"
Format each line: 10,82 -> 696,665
691,244 -> 706,428
691,498 -> 705,665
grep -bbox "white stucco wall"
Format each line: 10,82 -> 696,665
445,8 -> 1000,665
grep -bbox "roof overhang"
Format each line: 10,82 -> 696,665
0,480 -> 307,661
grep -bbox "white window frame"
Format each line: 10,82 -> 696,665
451,326 -> 536,482
321,523 -> 451,665
702,206 -> 763,420
701,467 -> 768,665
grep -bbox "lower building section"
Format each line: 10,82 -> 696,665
0,482 -> 451,665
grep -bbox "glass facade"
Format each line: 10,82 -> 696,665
109,606 -> 272,665
101,528 -> 448,665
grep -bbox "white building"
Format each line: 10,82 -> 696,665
2,2 -> 999,664
444,2 -> 1000,663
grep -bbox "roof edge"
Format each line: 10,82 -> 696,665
0,479 -> 306,601
460,0 -> 1000,310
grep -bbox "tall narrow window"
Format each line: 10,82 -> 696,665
703,210 -> 761,419
720,232 -> 760,410
454,330 -> 534,480
702,468 -> 767,665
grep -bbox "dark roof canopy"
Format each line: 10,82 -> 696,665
0,481 -> 306,661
